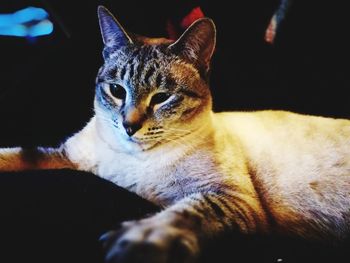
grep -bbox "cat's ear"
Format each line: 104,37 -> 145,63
97,6 -> 133,51
168,18 -> 216,73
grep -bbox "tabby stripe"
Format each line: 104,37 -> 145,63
216,195 -> 249,230
135,62 -> 143,80
172,210 -> 204,229
192,197 -> 229,227
203,196 -> 226,218
155,73 -> 163,87
120,66 -> 127,80
230,198 -> 257,231
235,196 -> 260,228
192,204 -> 210,222
152,50 -> 159,59
107,68 -> 117,79
164,76 -> 176,88
180,88 -> 201,98
248,165 -> 276,228
191,198 -> 212,217
129,63 -> 135,79
204,196 -> 234,229
144,66 -> 156,85
215,189 -> 256,229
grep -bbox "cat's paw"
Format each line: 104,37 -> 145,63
99,219 -> 199,263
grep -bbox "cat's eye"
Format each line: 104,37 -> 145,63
150,92 -> 171,105
109,84 -> 126,100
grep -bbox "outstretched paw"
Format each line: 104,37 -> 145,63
100,219 -> 199,263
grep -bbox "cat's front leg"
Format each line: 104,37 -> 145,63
100,191 -> 268,263
0,146 -> 75,172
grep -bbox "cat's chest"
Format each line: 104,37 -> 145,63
95,150 -> 218,206
98,154 -> 165,182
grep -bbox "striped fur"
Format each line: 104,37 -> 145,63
1,6 -> 350,263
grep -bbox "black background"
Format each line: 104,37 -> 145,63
0,1 -> 349,262
1,0 -> 349,147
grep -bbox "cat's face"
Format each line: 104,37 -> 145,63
94,7 -> 216,152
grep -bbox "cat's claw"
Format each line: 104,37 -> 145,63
100,220 -> 199,263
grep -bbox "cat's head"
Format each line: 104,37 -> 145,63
94,6 -> 216,152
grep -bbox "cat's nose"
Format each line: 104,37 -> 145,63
123,121 -> 142,137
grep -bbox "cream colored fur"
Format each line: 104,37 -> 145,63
1,7 -> 350,262
60,109 -> 350,238
2,108 -> 350,240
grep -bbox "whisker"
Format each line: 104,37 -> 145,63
167,127 -> 192,133
163,136 -> 195,152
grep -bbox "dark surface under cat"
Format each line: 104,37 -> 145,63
0,169 -> 349,263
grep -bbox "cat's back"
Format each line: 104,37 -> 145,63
215,110 -> 350,174
215,110 -> 350,156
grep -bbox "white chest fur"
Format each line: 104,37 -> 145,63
64,117 -> 215,206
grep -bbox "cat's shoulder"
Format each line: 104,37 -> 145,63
215,109 -> 349,123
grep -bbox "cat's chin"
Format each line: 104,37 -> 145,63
118,137 -> 161,153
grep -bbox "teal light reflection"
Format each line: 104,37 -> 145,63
0,7 -> 53,37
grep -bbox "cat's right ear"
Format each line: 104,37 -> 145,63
97,6 -> 133,56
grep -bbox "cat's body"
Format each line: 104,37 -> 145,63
65,109 -> 350,239
1,6 -> 350,263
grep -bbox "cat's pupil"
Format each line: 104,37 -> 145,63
151,93 -> 171,105
110,84 -> 126,100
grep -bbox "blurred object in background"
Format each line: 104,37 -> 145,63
265,0 -> 292,44
0,6 -> 53,37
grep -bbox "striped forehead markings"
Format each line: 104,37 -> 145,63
119,66 -> 127,80
129,62 -> 135,80
155,73 -> 163,87
101,46 -> 181,88
144,66 -> 156,85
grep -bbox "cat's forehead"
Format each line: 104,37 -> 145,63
99,45 -> 199,88
108,45 -> 172,68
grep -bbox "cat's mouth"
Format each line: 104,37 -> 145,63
127,137 -> 143,144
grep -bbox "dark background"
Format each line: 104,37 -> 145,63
0,0 -> 349,262
1,0 -> 349,147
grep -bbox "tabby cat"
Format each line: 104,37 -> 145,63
1,6 -> 350,263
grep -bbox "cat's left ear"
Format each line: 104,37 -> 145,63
97,6 -> 133,55
168,18 -> 216,73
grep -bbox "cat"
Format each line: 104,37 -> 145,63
1,5 -> 350,263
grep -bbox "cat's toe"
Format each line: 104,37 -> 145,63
105,238 -> 166,263
99,222 -> 198,263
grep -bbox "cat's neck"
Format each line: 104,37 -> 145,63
65,112 -> 216,172
114,111 -> 216,160
149,112 -> 215,159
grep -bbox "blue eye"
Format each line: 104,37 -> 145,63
110,84 -> 126,100
150,93 -> 171,105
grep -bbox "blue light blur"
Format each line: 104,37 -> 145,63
0,6 -> 53,37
